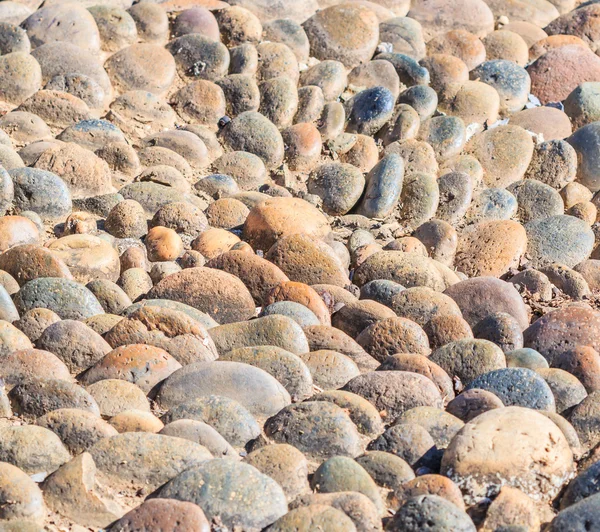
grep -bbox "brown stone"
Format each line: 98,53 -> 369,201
265,281 -> 331,326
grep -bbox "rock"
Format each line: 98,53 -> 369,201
528,45 -> 600,104
89,432 -> 213,490
167,34 -> 229,81
36,408 -> 117,454
311,456 -> 384,515
14,277 -> 104,320
387,495 -> 475,531
356,317 -> 430,361
221,346 -> 313,402
430,339 -> 506,387
426,29 -> 485,70
0,461 -> 46,525
220,111 -> 283,169
549,493 -> 600,532
22,3 -> 100,51
158,459 -> 287,530
111,499 -> 209,532
148,267 -> 254,324
81,344 -> 181,395
444,277 -> 530,330
158,361 -> 291,419
162,395 -> 260,448
441,407 -> 574,502
104,305 -> 218,366
160,419 -> 237,458
407,0 -> 494,40
466,367 -> 555,411
209,314 -> 309,356
43,452 -> 123,528
302,4 -> 379,68
344,371 -> 443,422
0,424 -> 70,477
525,215 -> 594,268
264,401 -> 363,460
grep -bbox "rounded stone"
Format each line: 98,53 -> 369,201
455,220 -> 527,278
264,401 -> 363,461
441,407 -> 574,502
308,162 -> 365,216
439,80 -> 500,126
22,3 -> 100,51
426,29 -> 485,70
446,388 -> 504,422
171,7 -> 219,40
387,495 -> 475,532
167,34 -> 229,81
111,499 -> 210,532
14,277 -> 104,320
302,4 -> 379,68
158,459 -> 287,530
527,45 -> 600,105
483,29 -> 529,66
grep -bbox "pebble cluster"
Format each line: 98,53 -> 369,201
0,0 -> 599,530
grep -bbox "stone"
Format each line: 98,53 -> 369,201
36,319 -> 110,374
148,267 -> 255,324
36,408 -> 117,454
407,0 -> 494,40
528,45 -> 600,104
430,339 -> 507,387
455,221 -> 527,278
302,4 -> 379,68
441,407 -> 574,502
14,277 -> 104,320
22,3 -> 100,51
111,499 -> 209,532
444,277 -> 530,330
158,361 -> 291,419
160,420 -> 237,458
0,461 -> 46,525
426,29 -> 485,70
525,215 -> 594,268
158,459 -> 287,530
162,395 -> 260,448
549,493 -> 600,532
0,425 -> 70,477
167,34 -> 229,81
89,432 -> 213,490
356,317 -> 430,360
104,305 -> 218,365
387,495 -> 475,531
264,401 -> 363,460
220,111 -> 284,169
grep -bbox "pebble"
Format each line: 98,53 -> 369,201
158,459 -> 287,530
388,495 -> 475,531
111,499 -> 210,532
303,4 -> 379,68
441,407 -> 574,502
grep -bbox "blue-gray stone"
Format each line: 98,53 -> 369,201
9,167 -> 71,221
471,60 -> 530,114
162,395 -> 260,447
562,461 -> 600,509
376,52 -> 429,87
505,348 -> 549,370
468,188 -> 518,221
260,301 -> 320,328
398,85 -> 438,120
346,86 -> 395,136
359,279 -> 405,308
466,367 -> 555,411
388,495 -> 476,532
508,179 -> 564,222
421,116 -> 466,160
14,277 -> 104,320
549,493 -> 600,532
525,215 -> 595,268
57,119 -> 125,151
158,459 -> 288,530
194,174 -> 239,198
356,153 -> 404,218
